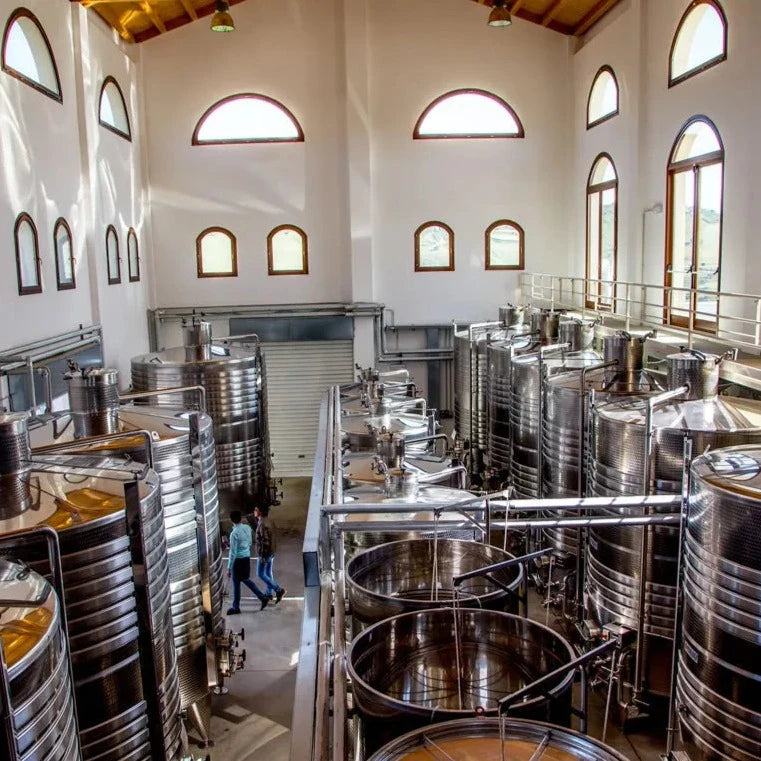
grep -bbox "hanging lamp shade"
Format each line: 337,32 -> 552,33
211,1 -> 235,32
488,2 -> 512,27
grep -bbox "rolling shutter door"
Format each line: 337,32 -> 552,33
262,340 -> 354,476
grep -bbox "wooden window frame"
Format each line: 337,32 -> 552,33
664,116 -> 724,334
485,220 -> 525,271
192,93 -> 305,146
267,224 -> 309,276
98,75 -> 132,142
127,228 -> 140,282
414,221 -> 454,272
585,153 -> 618,311
196,226 -> 238,278
586,65 -> 620,130
53,217 -> 75,291
413,88 -> 525,140
1,8 -> 62,103
106,225 -> 121,285
14,212 -> 42,296
668,0 -> 727,88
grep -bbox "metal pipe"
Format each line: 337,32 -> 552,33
0,324 -> 101,358
119,385 -> 207,413
313,573 -> 332,761
453,547 -> 553,586
416,464 -> 467,488
332,532 -> 347,761
32,429 -> 155,469
0,620 -> 19,761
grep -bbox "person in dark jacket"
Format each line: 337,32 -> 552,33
227,510 -> 268,614
254,505 -> 286,603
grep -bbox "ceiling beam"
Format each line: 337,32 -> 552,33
179,0 -> 198,21
141,1 -> 167,33
511,0 -> 526,12
573,0 -> 619,36
90,5 -> 135,42
541,0 -> 572,26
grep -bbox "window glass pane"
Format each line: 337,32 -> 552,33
587,69 -> 618,125
4,15 -> 59,96
671,3 -> 725,81
196,95 -> 301,142
271,228 -> 305,272
673,120 -> 722,162
488,224 -> 521,267
696,162 -> 722,321
17,220 -> 38,288
418,226 -> 451,268
587,192 -> 600,285
55,224 -> 73,284
600,188 -> 616,305
670,169 -> 695,316
99,79 -> 130,138
416,91 -> 521,137
590,156 -> 616,185
106,229 -> 120,282
128,233 -> 139,280
200,231 -> 234,273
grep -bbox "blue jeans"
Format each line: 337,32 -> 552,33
231,557 -> 266,609
256,555 -> 282,596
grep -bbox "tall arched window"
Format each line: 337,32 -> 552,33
106,225 -> 121,285
99,76 -> 131,141
485,221 -> 524,271
53,217 -> 75,290
586,66 -> 619,129
2,8 -> 62,102
196,227 -> 238,278
414,222 -> 454,272
192,94 -> 304,145
127,228 -> 140,282
268,225 -> 308,275
669,1 -> 727,87
14,212 -> 41,295
413,89 -> 524,139
665,116 -> 724,332
586,154 -> 618,310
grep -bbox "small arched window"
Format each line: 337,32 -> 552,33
196,227 -> 238,278
2,8 -> 61,102
127,228 -> 140,282
106,225 -> 121,285
669,1 -> 727,87
14,212 -> 41,295
268,225 -> 308,276
665,116 -> 724,332
53,217 -> 75,290
414,222 -> 454,272
193,94 -> 304,145
99,76 -> 131,141
586,66 -> 619,129
586,154 -> 618,310
413,89 -> 524,139
485,221 -> 524,271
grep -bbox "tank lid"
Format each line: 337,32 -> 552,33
183,320 -> 213,347
66,367 -> 119,387
691,445 -> 761,498
0,412 -> 29,438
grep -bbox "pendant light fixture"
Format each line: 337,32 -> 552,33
211,0 -> 235,32
488,0 -> 512,27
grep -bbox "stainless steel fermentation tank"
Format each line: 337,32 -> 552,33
0,412 -> 183,761
131,321 -> 272,515
676,446 -> 761,761
0,556 -> 82,761
586,350 -> 761,704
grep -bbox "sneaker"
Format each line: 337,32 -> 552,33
276,589 -> 286,604
226,607 -> 240,615
260,597 -> 269,611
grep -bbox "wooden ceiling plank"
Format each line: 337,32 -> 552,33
573,0 -> 619,36
141,1 -> 167,34
541,0 -> 573,26
179,0 -> 198,20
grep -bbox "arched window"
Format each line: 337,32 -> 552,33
14,212 -> 41,295
586,66 -> 619,129
586,154 -> 618,310
106,225 -> 121,285
192,94 -> 304,145
127,228 -> 140,282
413,89 -> 524,139
414,222 -> 454,272
669,1 -> 727,87
53,217 -> 75,290
268,225 -> 308,276
196,227 -> 237,278
2,8 -> 61,102
665,116 -> 723,332
485,221 -> 524,271
99,76 -> 131,141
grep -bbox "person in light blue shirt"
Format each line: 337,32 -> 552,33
227,510 -> 268,614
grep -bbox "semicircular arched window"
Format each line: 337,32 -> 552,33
196,227 -> 238,278
192,94 -> 304,145
414,222 -> 454,272
586,66 -> 619,129
586,154 -> 618,310
2,8 -> 62,102
485,221 -> 524,271
268,225 -> 308,275
53,217 -> 75,290
99,76 -> 131,141
413,89 -> 524,139
106,225 -> 121,285
127,228 -> 140,282
665,116 -> 724,333
14,212 -> 42,295
669,1 -> 727,87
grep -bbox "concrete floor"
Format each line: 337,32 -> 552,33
198,477 -> 668,761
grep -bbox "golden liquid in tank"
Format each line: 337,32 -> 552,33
45,487 -> 125,530
0,606 -> 54,668
399,737 -> 579,761
702,474 -> 761,502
